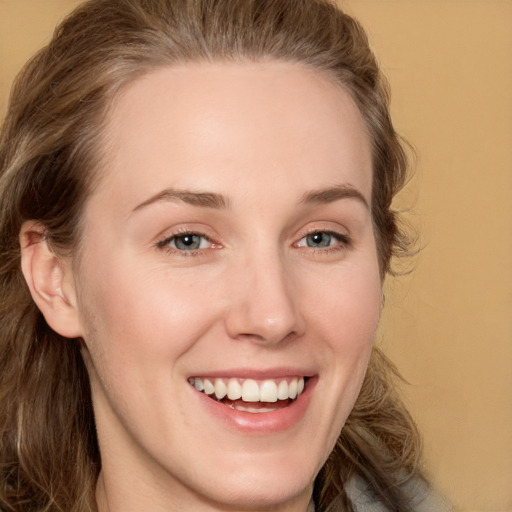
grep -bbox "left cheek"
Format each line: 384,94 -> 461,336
314,271 -> 381,348
313,268 -> 381,393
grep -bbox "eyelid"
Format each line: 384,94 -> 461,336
155,227 -> 222,255
294,226 -> 350,243
159,233 -> 210,249
293,227 -> 351,253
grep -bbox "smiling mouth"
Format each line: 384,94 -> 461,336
188,376 -> 307,413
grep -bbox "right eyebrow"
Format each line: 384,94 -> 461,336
131,188 -> 230,213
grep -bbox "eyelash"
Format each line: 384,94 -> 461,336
294,229 -> 351,254
155,228 -> 350,258
156,230 -> 217,257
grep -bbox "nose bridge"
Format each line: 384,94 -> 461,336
224,246 -> 304,344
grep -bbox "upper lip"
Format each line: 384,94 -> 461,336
187,367 -> 316,380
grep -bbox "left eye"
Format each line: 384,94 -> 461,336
161,233 -> 211,251
296,231 -> 345,249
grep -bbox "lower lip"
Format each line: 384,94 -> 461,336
193,378 -> 317,434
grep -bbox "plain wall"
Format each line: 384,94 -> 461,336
1,1 -> 511,511
340,3 -> 512,511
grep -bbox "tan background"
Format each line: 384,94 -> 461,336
1,1 -> 511,511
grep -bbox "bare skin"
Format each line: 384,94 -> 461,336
21,61 -> 381,511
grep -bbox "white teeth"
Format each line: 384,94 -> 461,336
259,380 -> 278,403
288,379 -> 298,399
214,379 -> 227,400
233,403 -> 276,413
297,377 -> 305,395
227,378 -> 242,400
203,378 -> 215,395
241,379 -> 260,402
194,377 -> 204,392
192,377 -> 306,403
277,380 -> 289,400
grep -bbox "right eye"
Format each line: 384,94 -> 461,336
157,232 -> 213,253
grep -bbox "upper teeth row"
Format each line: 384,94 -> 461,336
190,377 -> 305,403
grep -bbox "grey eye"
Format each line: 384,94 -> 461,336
305,232 -> 333,248
173,234 -> 203,250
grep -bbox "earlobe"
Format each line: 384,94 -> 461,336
20,222 -> 83,338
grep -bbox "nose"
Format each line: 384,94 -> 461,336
223,253 -> 305,345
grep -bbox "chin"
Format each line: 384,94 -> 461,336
195,466 -> 315,510
174,436 -> 327,509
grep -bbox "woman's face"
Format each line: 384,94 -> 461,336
72,62 -> 382,511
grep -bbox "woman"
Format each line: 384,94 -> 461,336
0,1 -> 446,511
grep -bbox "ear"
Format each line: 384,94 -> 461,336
20,221 -> 83,338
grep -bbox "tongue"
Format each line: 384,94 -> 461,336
222,398 -> 291,413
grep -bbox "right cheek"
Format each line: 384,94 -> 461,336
82,259 -> 227,349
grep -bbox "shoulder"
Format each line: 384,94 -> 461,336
345,475 -> 453,512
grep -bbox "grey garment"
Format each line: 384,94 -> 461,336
311,476 -> 452,512
346,475 -> 452,512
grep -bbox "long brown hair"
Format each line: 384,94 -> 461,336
0,1 -> 421,510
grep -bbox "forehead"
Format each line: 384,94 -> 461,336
94,61 -> 372,210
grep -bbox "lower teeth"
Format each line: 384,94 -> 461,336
220,397 -> 292,413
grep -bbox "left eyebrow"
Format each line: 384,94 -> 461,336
300,184 -> 369,209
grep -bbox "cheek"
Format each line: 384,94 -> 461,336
304,262 -> 382,344
333,273 -> 381,384
303,260 -> 382,400
76,258 -> 221,370
298,263 -> 381,457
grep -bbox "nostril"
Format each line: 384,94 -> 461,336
224,307 -> 304,345
222,260 -> 305,344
